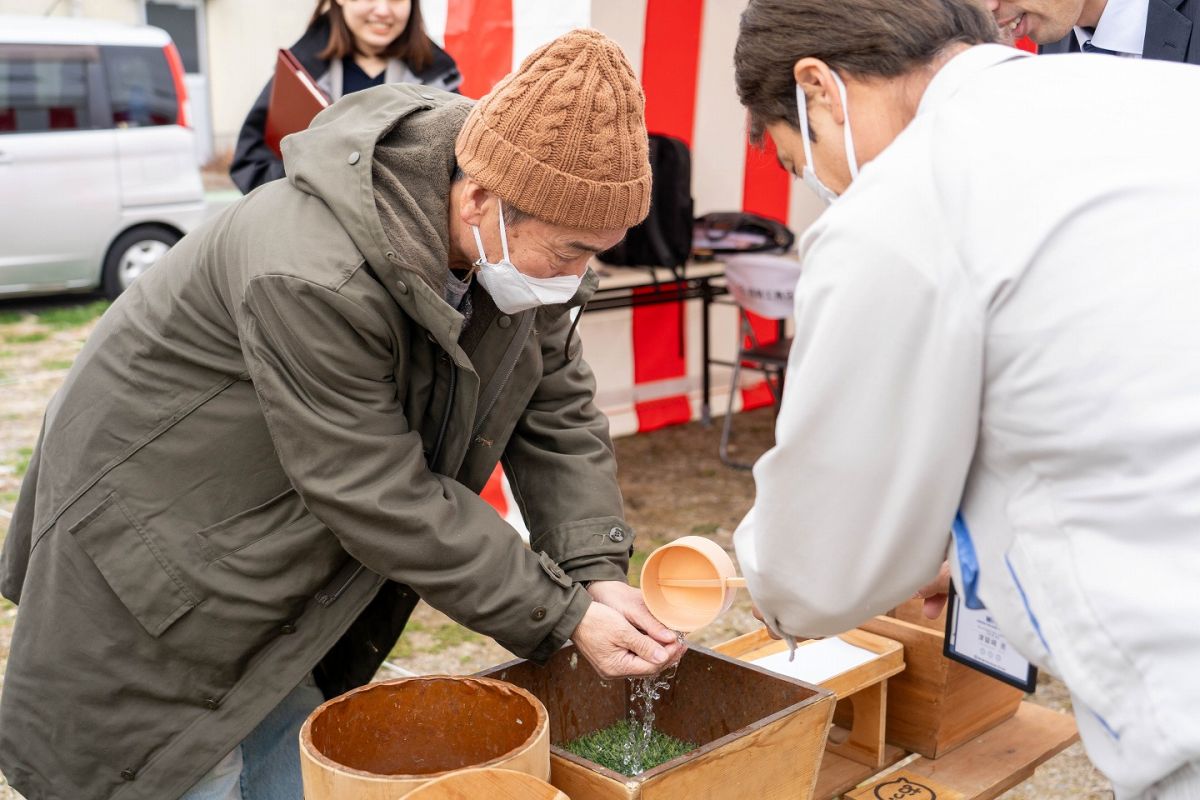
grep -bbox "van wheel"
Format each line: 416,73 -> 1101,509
102,226 -> 180,300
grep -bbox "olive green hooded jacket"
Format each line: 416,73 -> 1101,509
0,85 -> 632,800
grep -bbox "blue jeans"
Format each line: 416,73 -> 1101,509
181,674 -> 325,800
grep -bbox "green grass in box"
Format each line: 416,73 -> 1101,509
562,719 -> 698,776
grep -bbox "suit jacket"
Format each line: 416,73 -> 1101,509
1040,0 -> 1200,62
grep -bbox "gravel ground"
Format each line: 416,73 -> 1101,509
0,295 -> 1110,799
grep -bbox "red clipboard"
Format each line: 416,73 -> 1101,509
264,49 -> 329,158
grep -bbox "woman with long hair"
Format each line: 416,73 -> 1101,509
230,0 -> 460,193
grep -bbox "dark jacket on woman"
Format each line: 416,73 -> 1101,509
230,14 -> 461,194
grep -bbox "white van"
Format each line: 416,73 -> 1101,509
0,16 -> 205,299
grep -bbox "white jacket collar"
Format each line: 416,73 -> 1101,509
918,44 -> 1030,117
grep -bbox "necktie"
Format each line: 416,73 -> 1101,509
1082,39 -> 1121,55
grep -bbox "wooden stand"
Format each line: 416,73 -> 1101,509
859,601 -> 1025,759
843,701 -> 1078,800
714,629 -> 904,769
713,608 -> 1079,799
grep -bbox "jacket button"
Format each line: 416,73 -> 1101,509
396,280 -> 409,295
531,606 -> 547,621
421,92 -> 436,100
347,151 -> 361,165
280,623 -> 297,635
498,315 -> 511,329
607,527 -> 625,543
120,768 -> 136,781
203,697 -> 220,710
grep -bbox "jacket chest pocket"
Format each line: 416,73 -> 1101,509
69,493 -> 197,638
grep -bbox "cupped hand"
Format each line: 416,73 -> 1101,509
588,581 -> 687,646
572,600 -> 677,679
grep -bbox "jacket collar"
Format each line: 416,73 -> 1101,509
918,44 -> 1030,118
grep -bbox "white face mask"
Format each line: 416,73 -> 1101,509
471,200 -> 583,315
795,69 -> 859,205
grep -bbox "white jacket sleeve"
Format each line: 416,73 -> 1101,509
734,226 -> 982,638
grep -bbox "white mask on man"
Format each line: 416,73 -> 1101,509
795,69 -> 859,205
471,200 -> 583,314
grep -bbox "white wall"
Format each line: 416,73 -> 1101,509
204,0 -> 310,156
0,0 -> 138,23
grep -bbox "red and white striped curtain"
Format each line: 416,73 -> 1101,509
420,1 -> 820,533
429,3 -> 1034,530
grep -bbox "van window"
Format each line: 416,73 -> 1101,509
0,44 -> 95,134
101,45 -> 178,128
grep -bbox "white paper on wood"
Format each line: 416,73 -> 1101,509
751,636 -> 878,685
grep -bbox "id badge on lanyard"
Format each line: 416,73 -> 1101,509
943,512 -> 1038,693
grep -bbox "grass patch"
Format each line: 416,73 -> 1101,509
387,618 -> 429,661
0,310 -> 26,325
562,720 -> 697,776
689,523 -> 719,536
39,359 -> 74,372
388,637 -> 415,660
628,549 -> 650,587
0,491 -> 18,506
13,447 -> 33,479
4,331 -> 48,345
628,538 -> 668,587
36,300 -> 109,330
430,623 -> 483,651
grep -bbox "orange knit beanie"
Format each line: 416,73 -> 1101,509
455,28 -> 651,231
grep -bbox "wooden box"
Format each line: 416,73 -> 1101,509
858,600 -> 1025,758
476,643 -> 835,800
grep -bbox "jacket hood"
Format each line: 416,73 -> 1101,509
281,83 -> 599,350
282,84 -> 471,296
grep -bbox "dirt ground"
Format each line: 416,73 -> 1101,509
0,295 -> 1111,798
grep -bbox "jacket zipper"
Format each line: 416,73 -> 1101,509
472,312 -> 535,440
315,558 -> 365,607
431,353 -> 458,471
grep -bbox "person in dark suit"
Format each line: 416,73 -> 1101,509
983,0 -> 1200,62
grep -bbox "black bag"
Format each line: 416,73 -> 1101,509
692,211 -> 795,260
598,133 -> 694,279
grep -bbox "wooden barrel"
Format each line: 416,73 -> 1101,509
404,767 -> 569,799
299,675 -> 550,800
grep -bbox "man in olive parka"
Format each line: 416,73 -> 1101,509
0,29 -> 684,800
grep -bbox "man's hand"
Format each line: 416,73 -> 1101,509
571,581 -> 687,680
752,604 -> 783,640
572,601 -> 674,679
913,560 -> 952,619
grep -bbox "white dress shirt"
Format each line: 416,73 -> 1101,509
1074,0 -> 1149,56
735,45 -> 1200,798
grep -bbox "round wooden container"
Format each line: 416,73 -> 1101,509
299,676 -> 550,800
404,767 -> 568,799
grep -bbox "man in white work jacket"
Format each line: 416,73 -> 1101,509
731,1 -> 1200,798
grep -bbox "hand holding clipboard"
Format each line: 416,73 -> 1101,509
264,49 -> 329,158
